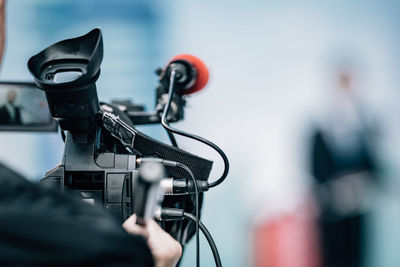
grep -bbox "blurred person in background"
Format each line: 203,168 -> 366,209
309,63 -> 379,267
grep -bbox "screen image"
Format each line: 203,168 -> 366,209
0,82 -> 56,131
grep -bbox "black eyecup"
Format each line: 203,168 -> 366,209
27,28 -> 103,134
27,28 -> 103,91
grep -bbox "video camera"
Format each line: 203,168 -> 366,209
15,28 -> 228,265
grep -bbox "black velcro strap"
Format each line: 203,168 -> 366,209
101,103 -> 213,182
132,130 -> 213,181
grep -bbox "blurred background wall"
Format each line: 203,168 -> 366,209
1,0 -> 400,266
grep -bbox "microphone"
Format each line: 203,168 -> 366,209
154,54 -> 210,125
165,54 -> 210,95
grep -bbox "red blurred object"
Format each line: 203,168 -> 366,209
169,54 -> 209,94
253,200 -> 321,267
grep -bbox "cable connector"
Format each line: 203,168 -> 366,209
155,207 -> 185,221
136,157 -> 178,167
161,178 -> 209,195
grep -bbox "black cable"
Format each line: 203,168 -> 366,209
161,70 -> 229,188
175,162 -> 200,267
165,128 -> 178,147
176,201 -> 186,245
138,158 -> 200,267
160,208 -> 222,267
183,212 -> 222,267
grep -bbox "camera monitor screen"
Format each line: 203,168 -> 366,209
0,81 -> 57,131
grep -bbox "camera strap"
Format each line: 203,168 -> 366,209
102,111 -> 213,182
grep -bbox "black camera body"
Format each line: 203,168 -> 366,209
42,132 -> 139,222
28,29 -> 135,221
28,28 -> 214,242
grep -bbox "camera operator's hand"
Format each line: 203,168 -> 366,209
123,214 -> 182,267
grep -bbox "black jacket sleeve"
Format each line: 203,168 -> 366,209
0,163 -> 154,267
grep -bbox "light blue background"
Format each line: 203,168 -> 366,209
1,1 -> 400,266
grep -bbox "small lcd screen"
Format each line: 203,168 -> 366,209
0,82 -> 57,131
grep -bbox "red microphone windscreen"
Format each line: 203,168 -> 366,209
169,54 -> 209,94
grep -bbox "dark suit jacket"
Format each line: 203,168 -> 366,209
0,105 -> 22,124
310,128 -> 376,267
